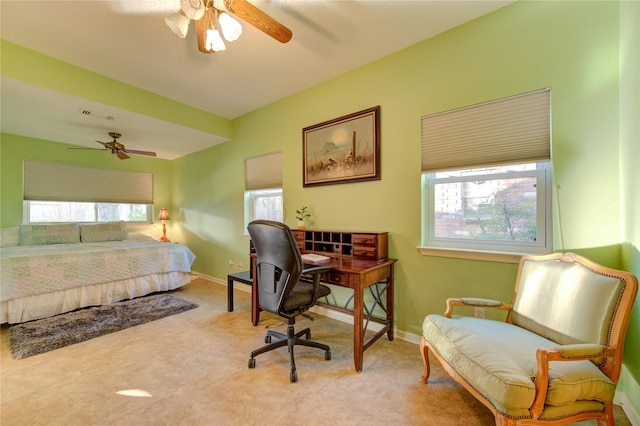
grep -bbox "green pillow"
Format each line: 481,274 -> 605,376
19,223 -> 81,246
80,221 -> 128,243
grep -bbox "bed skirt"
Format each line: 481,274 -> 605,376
1,271 -> 192,324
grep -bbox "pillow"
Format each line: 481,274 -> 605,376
0,227 -> 20,247
19,223 -> 81,246
80,221 -> 128,243
127,232 -> 156,241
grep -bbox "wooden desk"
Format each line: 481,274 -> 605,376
251,255 -> 397,373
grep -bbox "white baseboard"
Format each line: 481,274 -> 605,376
616,364 -> 640,426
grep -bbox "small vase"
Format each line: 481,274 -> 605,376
297,220 -> 305,230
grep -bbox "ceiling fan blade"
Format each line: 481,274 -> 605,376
68,147 -> 108,151
224,0 -> 292,43
195,15 -> 214,54
95,140 -> 114,149
123,149 -> 157,157
116,150 -> 130,160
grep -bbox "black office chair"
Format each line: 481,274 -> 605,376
247,220 -> 332,382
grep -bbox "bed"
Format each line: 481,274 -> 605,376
0,221 -> 196,324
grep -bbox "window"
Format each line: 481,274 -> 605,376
423,162 -> 551,254
420,89 -> 551,258
244,152 -> 283,228
26,201 -> 152,223
23,160 -> 154,224
246,188 -> 283,222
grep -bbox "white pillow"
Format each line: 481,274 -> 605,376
0,227 -> 20,247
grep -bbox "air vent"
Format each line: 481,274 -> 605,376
78,108 -> 115,121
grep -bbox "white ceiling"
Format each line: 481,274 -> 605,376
1,0 -> 514,160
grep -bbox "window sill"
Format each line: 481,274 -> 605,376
417,246 -> 530,263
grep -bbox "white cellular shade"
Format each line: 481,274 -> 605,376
422,89 -> 551,173
245,151 -> 283,190
23,160 -> 153,204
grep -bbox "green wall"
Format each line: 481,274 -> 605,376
619,0 -> 640,407
1,0 -> 638,413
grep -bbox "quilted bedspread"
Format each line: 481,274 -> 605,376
0,240 -> 196,302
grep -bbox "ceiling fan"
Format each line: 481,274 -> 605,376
70,132 -> 157,160
165,0 -> 292,54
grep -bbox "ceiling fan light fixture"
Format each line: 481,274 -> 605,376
165,9 -> 190,38
218,12 -> 242,42
181,0 -> 205,20
206,26 -> 226,51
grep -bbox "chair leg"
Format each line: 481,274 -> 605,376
249,336 -> 288,359
248,321 -> 331,383
420,337 -> 431,384
287,324 -> 298,382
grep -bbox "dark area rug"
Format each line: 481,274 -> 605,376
7,294 -> 198,359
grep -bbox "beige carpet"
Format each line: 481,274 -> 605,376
0,277 -> 631,426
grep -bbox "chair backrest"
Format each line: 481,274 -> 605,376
247,220 -> 303,314
509,252 -> 638,379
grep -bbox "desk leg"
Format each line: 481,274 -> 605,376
353,286 -> 364,373
251,263 -> 260,326
387,264 -> 394,341
227,276 -> 234,312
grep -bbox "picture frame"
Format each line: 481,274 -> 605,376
302,106 -> 380,187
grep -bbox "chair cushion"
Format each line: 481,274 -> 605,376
512,259 -> 624,346
422,314 -> 615,418
282,281 -> 331,312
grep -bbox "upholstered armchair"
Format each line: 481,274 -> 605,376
420,252 -> 638,425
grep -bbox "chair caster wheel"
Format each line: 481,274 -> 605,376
325,351 -> 331,361
290,370 -> 297,382
265,336 -> 271,343
248,358 -> 256,369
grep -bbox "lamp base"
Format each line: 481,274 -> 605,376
160,236 -> 170,242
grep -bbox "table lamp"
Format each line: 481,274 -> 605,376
158,208 -> 171,242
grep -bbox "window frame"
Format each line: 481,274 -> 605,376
24,200 -> 154,225
420,161 -> 552,261
244,187 -> 283,230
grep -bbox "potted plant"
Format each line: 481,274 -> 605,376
295,206 -> 311,230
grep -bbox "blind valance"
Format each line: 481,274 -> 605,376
421,88 -> 551,173
23,160 -> 153,204
245,151 -> 283,190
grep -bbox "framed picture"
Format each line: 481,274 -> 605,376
303,106 -> 380,187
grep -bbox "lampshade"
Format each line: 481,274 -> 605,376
180,0 -> 205,20
206,27 -> 226,51
157,208 -> 170,221
165,10 -> 190,38
218,12 -> 242,42
165,0 -> 205,38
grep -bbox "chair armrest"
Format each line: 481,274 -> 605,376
301,266 -> 331,275
444,297 -> 513,317
301,266 -> 331,305
530,344 -> 615,419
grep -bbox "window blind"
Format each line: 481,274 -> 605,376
245,151 -> 283,190
23,160 -> 153,204
421,88 -> 551,173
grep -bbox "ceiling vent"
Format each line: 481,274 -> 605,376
78,108 -> 115,121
